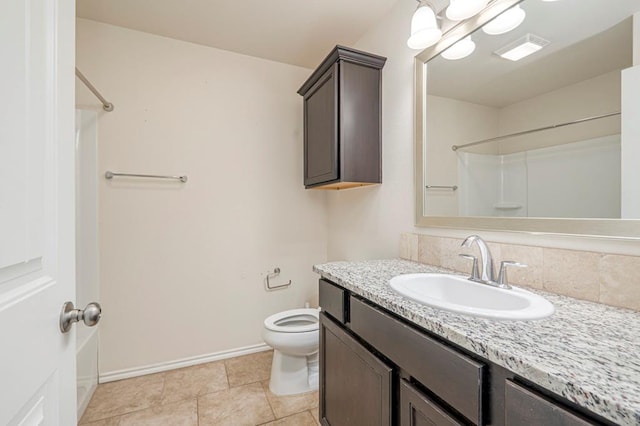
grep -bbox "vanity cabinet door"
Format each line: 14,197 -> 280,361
400,379 -> 464,426
320,312 -> 392,426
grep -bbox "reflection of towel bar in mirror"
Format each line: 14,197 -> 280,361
451,112 -> 621,152
426,185 -> 458,191
105,170 -> 188,183
265,267 -> 291,291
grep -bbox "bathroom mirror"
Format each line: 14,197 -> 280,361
415,0 -> 640,238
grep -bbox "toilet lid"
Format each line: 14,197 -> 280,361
264,308 -> 319,333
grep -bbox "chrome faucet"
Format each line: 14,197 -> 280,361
461,235 -> 495,283
459,235 -> 527,289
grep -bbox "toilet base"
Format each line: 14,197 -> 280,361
268,350 -> 319,396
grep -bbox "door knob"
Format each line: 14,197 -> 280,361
59,301 -> 102,333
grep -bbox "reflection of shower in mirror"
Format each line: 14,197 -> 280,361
456,135 -> 621,219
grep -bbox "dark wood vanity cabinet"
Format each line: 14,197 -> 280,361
318,278 -> 612,426
297,46 -> 386,190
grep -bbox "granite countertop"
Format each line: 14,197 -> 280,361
313,259 -> 640,426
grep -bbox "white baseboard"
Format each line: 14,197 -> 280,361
99,343 -> 272,383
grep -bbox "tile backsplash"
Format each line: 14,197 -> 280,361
399,233 -> 640,312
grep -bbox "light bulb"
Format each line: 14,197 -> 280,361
441,36 -> 476,60
482,5 -> 526,35
407,4 -> 443,50
446,0 -> 488,21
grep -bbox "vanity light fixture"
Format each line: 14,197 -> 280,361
441,36 -> 476,60
407,1 -> 443,50
446,0 -> 489,21
482,5 -> 526,35
494,33 -> 550,61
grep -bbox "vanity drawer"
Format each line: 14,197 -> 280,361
319,279 -> 347,323
505,380 -> 598,426
349,296 -> 484,425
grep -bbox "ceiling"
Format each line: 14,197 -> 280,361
427,0 -> 639,107
76,0 -> 401,69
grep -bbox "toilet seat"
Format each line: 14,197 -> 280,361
264,308 -> 319,333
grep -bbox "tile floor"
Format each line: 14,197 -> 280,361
79,350 -> 320,425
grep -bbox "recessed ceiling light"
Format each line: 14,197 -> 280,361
494,33 -> 550,61
482,5 -> 526,35
441,36 -> 476,60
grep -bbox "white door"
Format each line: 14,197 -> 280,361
0,0 -> 78,424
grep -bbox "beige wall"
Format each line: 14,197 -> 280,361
325,0 -> 418,261
76,19 -> 327,376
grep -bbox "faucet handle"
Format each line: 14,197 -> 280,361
459,254 -> 480,281
497,261 -> 527,289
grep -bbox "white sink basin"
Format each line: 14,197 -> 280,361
389,273 -> 554,321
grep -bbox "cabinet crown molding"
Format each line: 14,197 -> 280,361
297,45 -> 386,96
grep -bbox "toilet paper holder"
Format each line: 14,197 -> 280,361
266,267 -> 292,291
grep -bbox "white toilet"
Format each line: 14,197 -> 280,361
262,308 -> 320,396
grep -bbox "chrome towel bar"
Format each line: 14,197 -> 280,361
426,185 -> 458,191
105,171 -> 188,183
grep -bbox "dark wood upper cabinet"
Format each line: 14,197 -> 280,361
298,46 -> 386,190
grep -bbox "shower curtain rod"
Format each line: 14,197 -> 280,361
75,68 -> 114,112
451,111 -> 621,152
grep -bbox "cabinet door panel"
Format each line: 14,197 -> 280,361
400,380 -> 463,426
320,313 -> 392,426
304,64 -> 338,186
